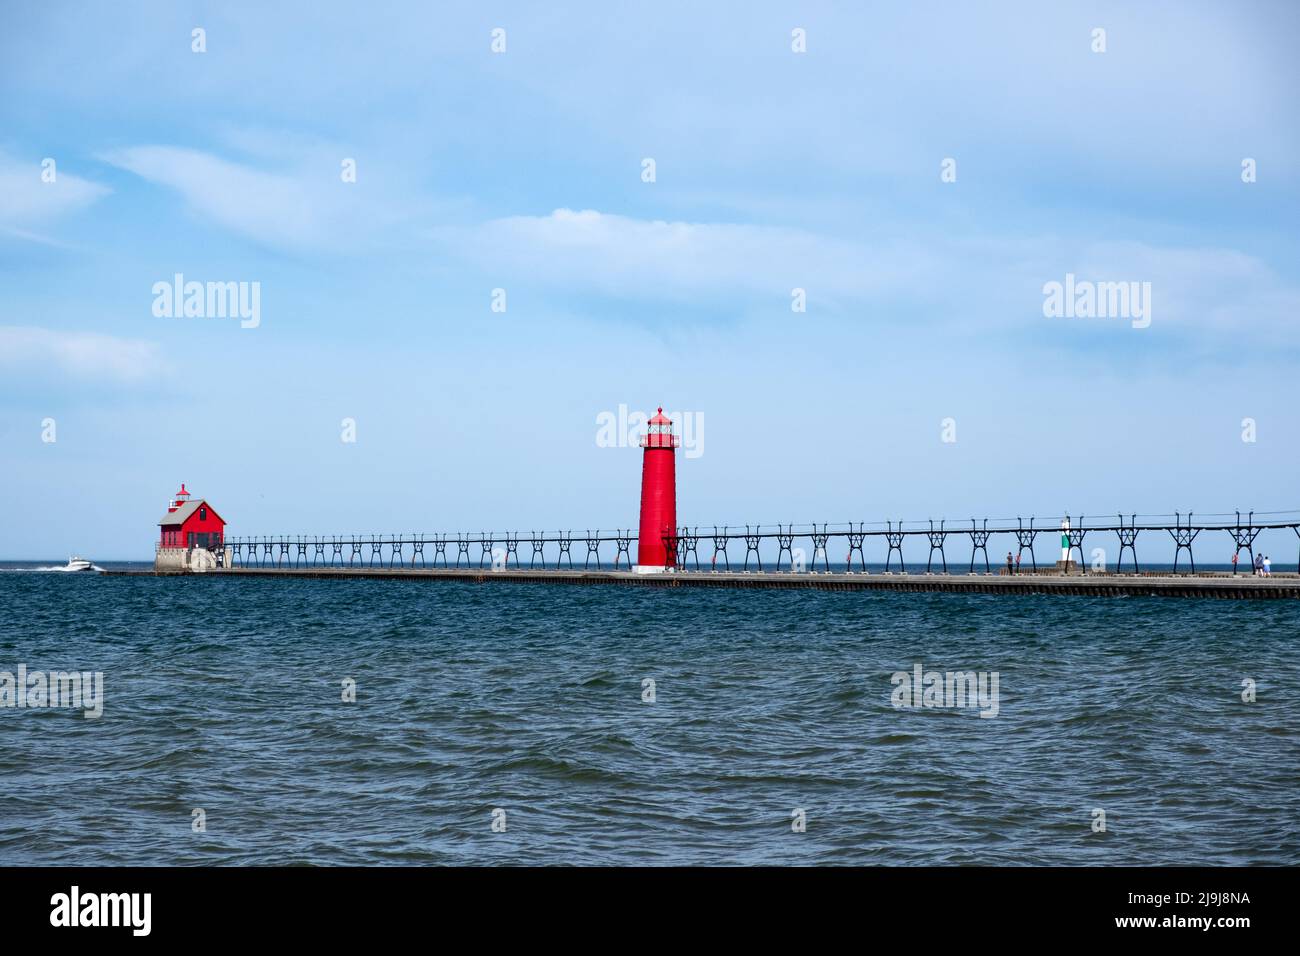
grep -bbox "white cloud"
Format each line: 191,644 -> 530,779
101,145 -> 335,252
442,209 -> 1300,347
0,326 -> 164,384
447,208 -> 940,305
1049,240 -> 1300,339
0,153 -> 109,232
101,143 -> 430,255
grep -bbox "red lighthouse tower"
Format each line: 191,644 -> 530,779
636,407 -> 680,571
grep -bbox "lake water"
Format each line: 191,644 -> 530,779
1,567 -> 1297,864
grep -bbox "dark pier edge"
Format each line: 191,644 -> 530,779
107,567 -> 1300,599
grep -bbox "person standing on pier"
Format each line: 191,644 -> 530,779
1263,556 -> 1272,576
1254,553 -> 1264,576
1006,552 -> 1014,575
1232,551 -> 1239,575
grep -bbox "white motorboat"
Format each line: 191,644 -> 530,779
61,556 -> 95,572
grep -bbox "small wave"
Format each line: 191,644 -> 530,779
872,732 -> 919,745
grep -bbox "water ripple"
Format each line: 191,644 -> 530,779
0,574 -> 1297,864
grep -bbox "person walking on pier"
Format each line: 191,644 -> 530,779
1263,556 -> 1272,576
1254,553 -> 1264,576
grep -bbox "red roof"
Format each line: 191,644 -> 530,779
158,498 -> 225,527
648,407 -> 672,426
175,483 -> 190,498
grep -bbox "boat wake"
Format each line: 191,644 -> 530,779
2,564 -> 105,573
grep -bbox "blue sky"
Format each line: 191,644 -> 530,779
2,1 -> 1298,560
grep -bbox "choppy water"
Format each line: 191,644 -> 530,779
1,569 -> 1297,865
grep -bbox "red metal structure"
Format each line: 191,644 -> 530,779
636,408 -> 680,570
158,484 -> 226,550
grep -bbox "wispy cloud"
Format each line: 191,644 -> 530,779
443,209 -> 1300,346
1024,239 -> 1300,346
0,326 -> 164,384
444,208 -> 940,306
0,152 -> 109,238
101,145 -> 336,253
100,143 -> 433,255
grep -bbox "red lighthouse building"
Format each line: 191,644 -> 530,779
157,484 -> 226,551
635,407 -> 680,571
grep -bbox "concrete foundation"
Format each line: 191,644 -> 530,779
153,546 -> 222,573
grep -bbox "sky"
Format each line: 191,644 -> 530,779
1,1 -> 1298,560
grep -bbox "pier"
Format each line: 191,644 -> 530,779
131,498 -> 1300,598
107,565 -> 1300,600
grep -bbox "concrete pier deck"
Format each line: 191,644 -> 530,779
104,566 -> 1300,599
